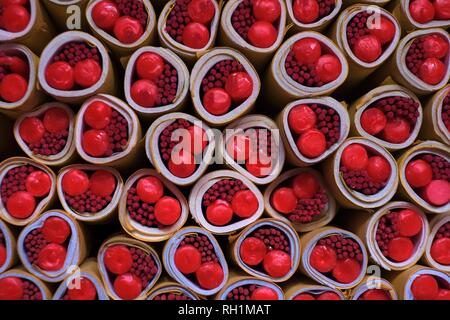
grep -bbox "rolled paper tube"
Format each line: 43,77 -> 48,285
0,157 -> 57,226
37,31 -> 116,104
17,210 -> 87,283
264,168 -> 337,233
397,140 -> 450,214
0,44 -> 46,118
283,279 -> 345,300
219,115 -> 285,184
349,84 -> 423,151
119,168 -> 189,242
52,259 -> 110,300
0,0 -> 55,54
86,0 -> 157,57
124,46 -> 190,120
145,112 -> 216,186
43,0 -> 89,31
147,280 -> 199,300
163,226 -> 229,296
343,0 -> 391,6
322,137 -> 398,209
97,234 -> 162,300
265,31 -> 349,107
75,94 -> 142,169
158,0 -> 221,65
215,273 -> 284,300
13,102 -> 77,167
299,226 -> 369,290
189,170 -> 264,235
423,214 -> 450,272
277,97 -> 350,166
348,276 -> 398,300
328,4 -> 401,89
190,48 -> 261,126
338,201 -> 429,271
230,218 -> 301,283
57,164 -> 123,223
0,268 -> 52,300
420,85 -> 450,145
0,219 -> 17,274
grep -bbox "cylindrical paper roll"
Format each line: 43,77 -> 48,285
43,0 -> 89,31
420,85 -> 450,145
17,210 -> 87,283
284,279 -> 345,300
190,48 -> 261,126
0,219 -> 17,274
215,273 -> 284,300
344,0 -> 391,6
0,157 -> 57,226
13,102 -> 77,166
348,276 -> 398,300
264,168 -> 337,233
147,279 -> 199,300
422,214 -> 450,272
0,268 -> 52,300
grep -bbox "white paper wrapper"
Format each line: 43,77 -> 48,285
284,280 -> 346,300
0,219 -> 17,274
215,274 -> 284,300
0,268 -> 52,300
348,276 -> 398,300
423,214 -> 450,272
392,0 -> 450,32
286,0 -> 343,32
147,280 -> 199,300
420,85 -> 450,145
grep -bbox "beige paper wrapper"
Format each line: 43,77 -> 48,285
0,219 -> 17,274
158,0 -> 222,66
218,115 -> 285,184
97,234 -> 162,300
283,278 -> 346,300
420,85 -> 450,145
38,31 -> 116,104
190,48 -> 261,126
123,46 -> 190,120
85,0 -> 157,58
0,157 -> 57,226
147,278 -> 200,300
264,168 -> 337,233
17,210 -> 88,283
264,32 -> 349,107
43,0 -> 89,31
349,84 -> 423,151
299,226 -> 369,290
0,267 -> 53,300
322,137 -> 398,209
52,259 -> 110,300
0,44 -> 46,118
344,0 -> 391,6
338,201 -> 429,271
422,214 -> 450,272
75,94 -> 143,169
119,168 -> 189,242
56,164 -> 123,223
229,218 -> 301,283
397,140 -> 450,214
277,97 -> 350,166
347,276 -> 398,300
13,102 -> 77,167
145,112 -> 216,186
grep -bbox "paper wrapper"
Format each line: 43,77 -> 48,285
13,102 -> 77,167
86,0 -> 157,57
57,164 -> 123,223
0,267 -> 53,300
17,210 -> 88,283
322,137 -> 398,209
219,0 -> 286,70
218,115 -> 284,184
97,234 -> 162,300
119,169 -> 189,242
0,44 -> 46,118
299,226 -> 368,290
123,46 -> 190,120
43,0 -> 89,31
215,273 -> 284,300
189,170 -> 265,235
0,157 -> 57,226
145,112 -> 216,186
349,84 -> 422,151
423,215 -> 449,272
375,28 -> 450,95
147,279 -> 200,300
397,140 -> 450,214
386,265 -> 449,300
337,201 -> 429,271
347,276 -> 398,300
264,168 -> 337,233
264,32 -> 349,107
420,85 -> 450,145
0,0 -> 55,54
286,0 -> 342,33
38,31 -> 116,104
162,226 -> 229,296
277,97 -> 349,166
158,0 -> 221,65
52,259 -> 110,300
343,0 -> 391,6
0,219 -> 17,274
283,279 -> 345,300
190,48 -> 261,126
229,218 -> 300,283
75,94 -> 143,169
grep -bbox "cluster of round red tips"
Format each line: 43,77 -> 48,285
410,274 -> 450,300
405,154 -> 450,207
293,291 -> 341,300
430,222 -> 450,265
0,277 -> 43,300
0,0 -> 30,33
62,277 -> 98,300
358,289 -> 392,300
375,209 -> 423,262
442,94 -> 450,133
226,284 -> 279,300
292,0 -> 335,24
409,0 -> 450,24
152,292 -> 192,300
0,165 -> 51,219
0,53 -> 28,103
232,0 -> 280,48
